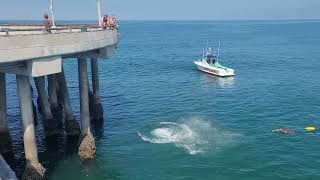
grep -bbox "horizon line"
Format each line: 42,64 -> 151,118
1,18 -> 320,22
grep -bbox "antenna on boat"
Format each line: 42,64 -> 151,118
206,40 -> 209,54
217,40 -> 221,61
202,47 -> 205,58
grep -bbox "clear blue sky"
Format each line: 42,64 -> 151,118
1,0 -> 320,20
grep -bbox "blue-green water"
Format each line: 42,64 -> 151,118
5,20 -> 320,179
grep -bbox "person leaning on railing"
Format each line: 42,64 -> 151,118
102,14 -> 109,30
43,14 -> 53,33
111,16 -> 118,30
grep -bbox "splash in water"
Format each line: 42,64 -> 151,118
138,118 -> 243,155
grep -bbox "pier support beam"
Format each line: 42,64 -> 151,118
16,75 -> 45,180
56,80 -> 64,111
37,96 -> 42,114
48,74 -> 62,121
56,68 -> 80,137
34,77 -> 59,137
0,154 -> 18,180
90,58 -> 103,121
30,86 -> 38,124
78,58 -> 96,160
0,73 -> 13,155
32,100 -> 38,124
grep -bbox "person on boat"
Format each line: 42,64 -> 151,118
206,55 -> 211,64
43,14 -> 52,33
272,128 -> 294,135
211,57 -> 216,64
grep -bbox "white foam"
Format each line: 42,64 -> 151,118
138,117 -> 243,155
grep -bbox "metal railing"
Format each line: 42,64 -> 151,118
0,24 -> 118,36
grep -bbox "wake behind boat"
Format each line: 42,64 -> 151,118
194,42 -> 235,77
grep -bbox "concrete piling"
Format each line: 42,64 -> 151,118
32,101 -> 38,124
16,75 -> 45,180
30,86 -> 38,124
48,74 -> 63,121
36,77 -> 44,114
0,73 -> 13,156
34,77 -> 59,137
78,58 -> 96,160
55,80 -> 64,111
90,58 -> 104,121
0,154 -> 18,180
56,68 -> 81,137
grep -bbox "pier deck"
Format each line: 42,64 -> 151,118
0,25 -> 118,77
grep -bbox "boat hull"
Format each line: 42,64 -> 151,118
194,61 -> 235,77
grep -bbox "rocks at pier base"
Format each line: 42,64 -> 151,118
0,129 -> 13,155
66,116 -> 81,137
78,129 -> 96,160
22,163 -> 45,180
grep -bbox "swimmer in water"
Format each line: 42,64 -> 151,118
272,128 -> 294,135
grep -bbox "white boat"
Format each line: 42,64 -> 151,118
194,43 -> 235,77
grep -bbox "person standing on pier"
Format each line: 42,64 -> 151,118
102,14 -> 110,30
111,16 -> 117,29
43,14 -> 53,33
102,15 -> 107,29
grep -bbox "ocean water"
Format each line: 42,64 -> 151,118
3,20 -> 320,179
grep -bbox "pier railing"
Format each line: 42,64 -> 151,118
0,25 -> 118,36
